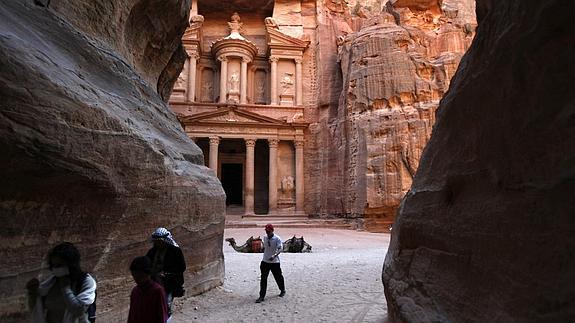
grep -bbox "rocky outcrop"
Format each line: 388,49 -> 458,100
0,1 -> 225,321
307,0 -> 475,231
48,0 -> 191,98
383,0 -> 575,321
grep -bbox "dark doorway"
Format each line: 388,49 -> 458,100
221,163 -> 243,206
254,140 -> 269,214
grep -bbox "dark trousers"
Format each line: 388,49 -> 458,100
259,261 -> 285,298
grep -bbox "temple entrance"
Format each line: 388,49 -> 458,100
221,163 -> 243,206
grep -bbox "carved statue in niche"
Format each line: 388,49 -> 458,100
255,79 -> 265,103
227,71 -> 240,103
201,81 -> 213,102
228,72 -> 240,92
280,73 -> 294,95
281,176 -> 295,195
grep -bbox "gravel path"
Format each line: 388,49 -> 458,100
172,228 -> 390,323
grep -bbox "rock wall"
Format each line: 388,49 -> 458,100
48,0 -> 191,99
0,0 -> 225,321
383,0 -> 575,321
306,0 -> 475,231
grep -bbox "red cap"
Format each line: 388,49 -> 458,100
265,223 -> 274,231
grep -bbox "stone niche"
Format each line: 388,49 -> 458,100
383,0 -> 575,322
277,141 -> 296,210
277,60 -> 296,106
200,67 -> 215,102
0,0 -> 225,321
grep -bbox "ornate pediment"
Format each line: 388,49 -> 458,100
181,106 -> 286,125
266,20 -> 310,50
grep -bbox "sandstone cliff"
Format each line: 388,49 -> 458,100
383,0 -> 575,321
307,0 -> 475,230
0,1 -> 225,321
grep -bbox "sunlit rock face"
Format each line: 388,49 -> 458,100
307,0 -> 475,231
383,0 -> 575,321
0,0 -> 225,321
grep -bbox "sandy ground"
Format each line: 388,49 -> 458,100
171,228 -> 390,323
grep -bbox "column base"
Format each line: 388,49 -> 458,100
280,94 -> 294,106
227,91 -> 240,104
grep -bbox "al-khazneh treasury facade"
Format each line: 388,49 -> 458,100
170,0 -> 476,225
170,2 -> 310,216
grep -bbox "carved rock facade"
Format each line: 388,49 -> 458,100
307,0 -> 476,230
383,0 -> 575,321
0,1 -> 225,321
170,1 -> 476,230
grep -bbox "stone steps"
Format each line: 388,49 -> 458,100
225,216 -> 356,230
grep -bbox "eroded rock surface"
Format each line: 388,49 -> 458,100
0,1 -> 225,321
383,0 -> 575,321
307,0 -> 475,231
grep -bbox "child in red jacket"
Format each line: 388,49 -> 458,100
127,256 -> 168,323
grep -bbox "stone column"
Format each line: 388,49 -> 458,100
240,58 -> 249,104
295,140 -> 304,212
268,139 -> 279,214
187,53 -> 199,102
218,56 -> 228,103
295,58 -> 303,106
244,138 -> 256,215
209,136 -> 220,175
270,56 -> 279,105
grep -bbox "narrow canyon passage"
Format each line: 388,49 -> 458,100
171,228 -> 389,322
3,0 -> 573,321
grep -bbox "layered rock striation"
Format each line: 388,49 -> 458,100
307,0 -> 475,230
0,0 -> 225,321
383,0 -> 575,321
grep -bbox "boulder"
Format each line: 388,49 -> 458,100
383,0 -> 575,321
0,0 -> 225,320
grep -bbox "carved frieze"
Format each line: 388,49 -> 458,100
280,73 -> 294,95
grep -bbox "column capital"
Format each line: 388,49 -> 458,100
218,55 -> 228,62
269,56 -> 279,63
294,140 -> 304,148
268,138 -> 279,148
294,58 -> 303,64
209,136 -> 220,145
242,57 -> 251,63
245,138 -> 256,147
189,52 -> 200,60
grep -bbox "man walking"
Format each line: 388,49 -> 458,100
256,223 -> 286,303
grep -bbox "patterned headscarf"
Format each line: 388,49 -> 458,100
151,227 -> 179,247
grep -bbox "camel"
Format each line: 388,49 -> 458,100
225,235 -> 312,253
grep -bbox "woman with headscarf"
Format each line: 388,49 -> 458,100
26,242 -> 97,323
145,227 -> 186,318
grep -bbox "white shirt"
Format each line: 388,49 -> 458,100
30,274 -> 96,323
262,234 -> 282,264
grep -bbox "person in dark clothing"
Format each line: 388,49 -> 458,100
127,256 -> 167,323
146,227 -> 186,317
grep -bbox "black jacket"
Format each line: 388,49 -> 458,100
146,244 -> 186,293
